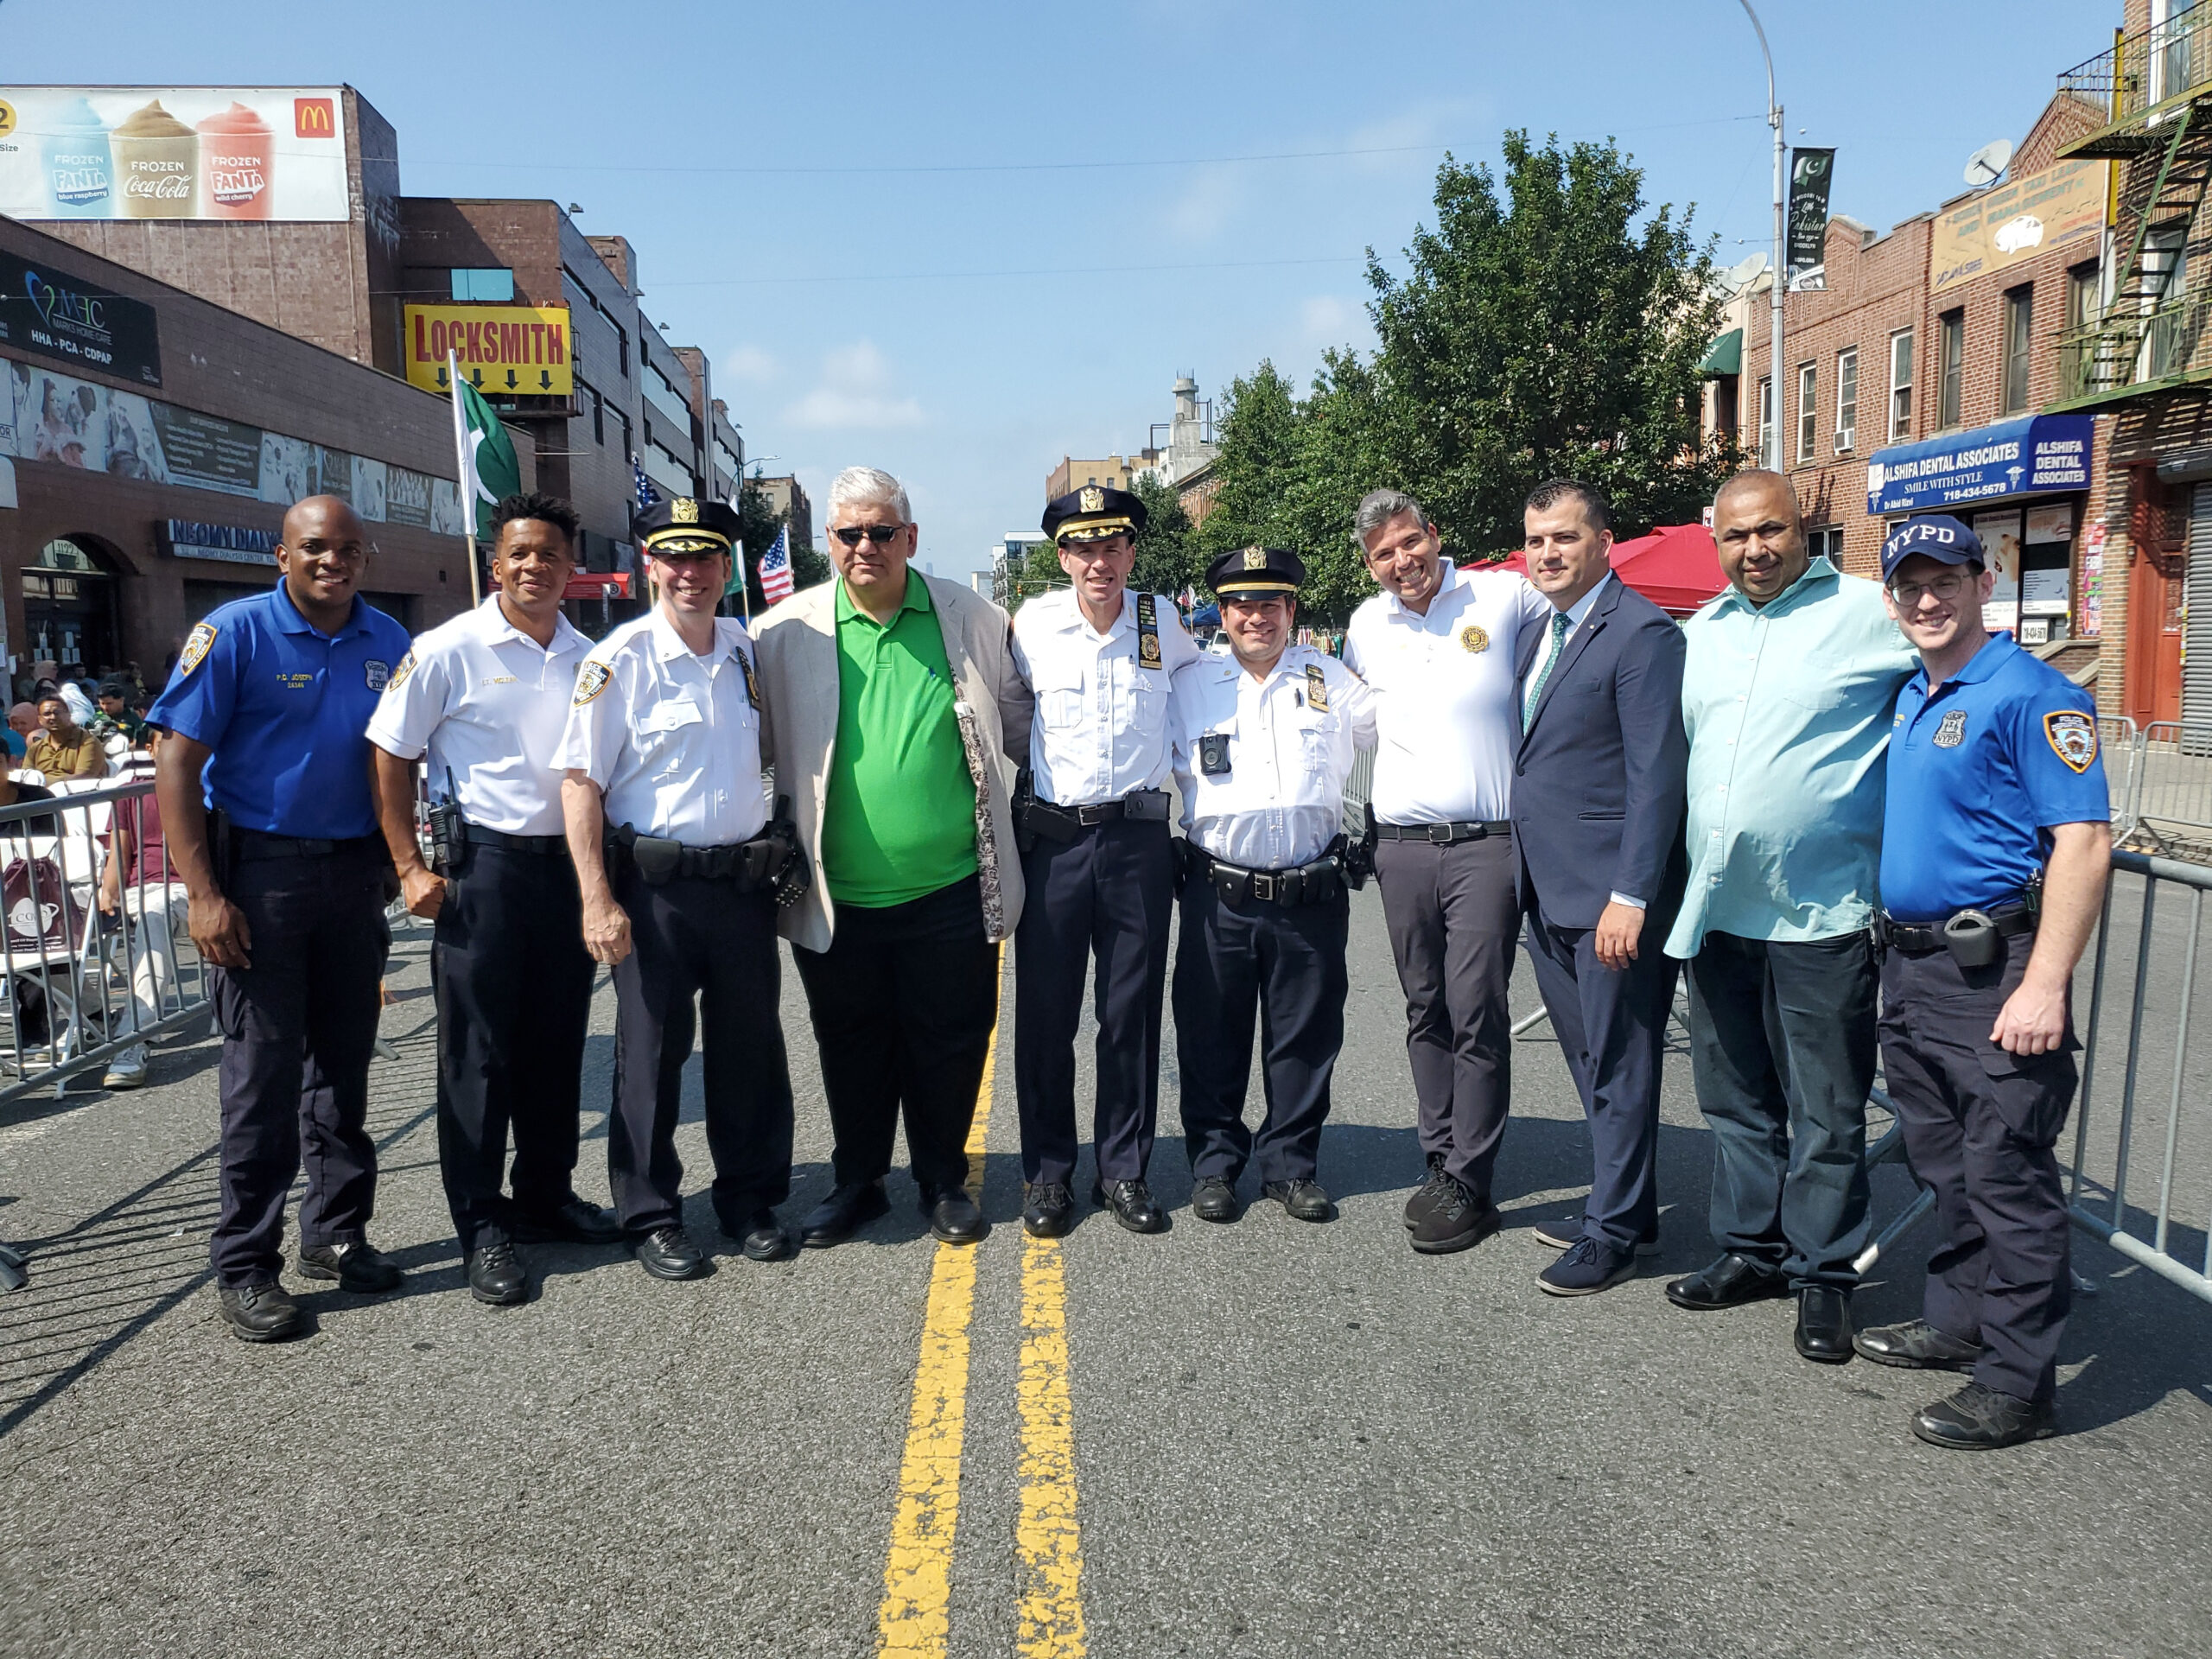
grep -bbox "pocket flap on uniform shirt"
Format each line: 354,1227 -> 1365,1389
642,699 -> 703,733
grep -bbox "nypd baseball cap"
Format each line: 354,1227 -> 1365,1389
1881,514 -> 1984,583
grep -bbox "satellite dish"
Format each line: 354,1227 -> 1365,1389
1964,139 -> 2014,189
1724,251 -> 1769,290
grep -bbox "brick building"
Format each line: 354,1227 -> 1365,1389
750,474 -> 814,556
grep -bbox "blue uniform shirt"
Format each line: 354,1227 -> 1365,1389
149,582 -> 412,839
1880,632 -> 2107,923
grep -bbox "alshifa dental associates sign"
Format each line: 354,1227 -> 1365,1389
1867,414 -> 2094,515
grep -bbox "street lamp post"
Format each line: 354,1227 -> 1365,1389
1739,0 -> 1785,471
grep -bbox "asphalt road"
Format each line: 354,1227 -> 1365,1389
2,886 -> 2209,1659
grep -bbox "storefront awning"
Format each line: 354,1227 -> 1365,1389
1866,413 -> 2094,516
563,571 -> 630,599
1697,327 -> 1742,378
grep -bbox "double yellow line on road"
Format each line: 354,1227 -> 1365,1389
876,1023 -> 1087,1658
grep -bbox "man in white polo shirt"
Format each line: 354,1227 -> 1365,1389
1343,487 -> 1554,1254
370,493 -> 620,1308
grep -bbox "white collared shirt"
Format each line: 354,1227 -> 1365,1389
554,606 -> 768,847
367,594 -> 593,836
1169,643 -> 1377,870
1343,560 -> 1553,824
1013,588 -> 1201,804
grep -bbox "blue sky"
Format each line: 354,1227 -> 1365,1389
2,0 -> 2112,575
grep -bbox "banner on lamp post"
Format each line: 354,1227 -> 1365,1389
1787,147 -> 1835,291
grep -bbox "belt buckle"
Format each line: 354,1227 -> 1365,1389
1251,872 -> 1276,902
1427,823 -> 1454,844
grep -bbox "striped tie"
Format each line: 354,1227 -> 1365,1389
1522,609 -> 1573,733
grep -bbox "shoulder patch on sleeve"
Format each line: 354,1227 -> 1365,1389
2044,709 -> 2098,773
573,659 -> 612,707
383,650 -> 416,695
179,621 -> 218,677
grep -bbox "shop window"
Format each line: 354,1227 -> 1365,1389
1888,329 -> 1913,440
1835,347 -> 1858,453
1938,310 -> 1964,429
449,268 -> 516,302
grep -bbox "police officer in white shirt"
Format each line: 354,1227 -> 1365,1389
1169,546 -> 1376,1224
1011,486 -> 1201,1238
371,493 -> 620,1308
555,497 -> 801,1282
1343,487 -> 1554,1256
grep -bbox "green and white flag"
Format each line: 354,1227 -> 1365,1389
447,349 -> 521,539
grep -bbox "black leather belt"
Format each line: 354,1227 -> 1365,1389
1184,844 -> 1344,908
1879,899 -> 2037,955
1371,819 -> 1511,844
1020,787 -> 1171,841
464,824 -> 567,855
234,829 -> 383,862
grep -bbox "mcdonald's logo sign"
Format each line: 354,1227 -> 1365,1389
294,97 -> 335,138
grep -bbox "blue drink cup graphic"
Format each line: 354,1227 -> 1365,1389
42,97 -> 112,219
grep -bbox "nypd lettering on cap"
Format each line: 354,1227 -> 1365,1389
1881,513 -> 1984,582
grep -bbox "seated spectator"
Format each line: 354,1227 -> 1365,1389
3,702 -> 34,761
26,694 -> 109,781
90,682 -> 149,748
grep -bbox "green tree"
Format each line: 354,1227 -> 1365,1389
728,476 -> 830,612
1129,472 -> 1200,602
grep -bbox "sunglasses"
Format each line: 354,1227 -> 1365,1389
833,524 -> 905,548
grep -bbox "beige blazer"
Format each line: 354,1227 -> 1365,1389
753,571 -> 1033,953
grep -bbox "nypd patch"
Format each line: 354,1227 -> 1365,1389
2044,709 -> 2098,774
179,622 -> 218,677
573,660 -> 612,706
384,651 -> 416,695
1933,709 -> 1967,748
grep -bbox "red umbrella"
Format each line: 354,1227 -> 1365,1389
1480,524 -> 1724,618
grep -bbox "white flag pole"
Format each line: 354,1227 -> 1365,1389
448,349 -> 483,606
736,538 -> 752,626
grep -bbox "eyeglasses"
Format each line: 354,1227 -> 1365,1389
832,524 -> 905,548
1887,571 -> 1972,606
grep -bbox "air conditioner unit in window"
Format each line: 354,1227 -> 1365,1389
1835,428 -> 1856,453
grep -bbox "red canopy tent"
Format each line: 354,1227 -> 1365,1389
1487,523 -> 1726,618
563,571 -> 631,599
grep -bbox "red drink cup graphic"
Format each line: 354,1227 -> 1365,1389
111,99 -> 198,219
198,102 -> 274,219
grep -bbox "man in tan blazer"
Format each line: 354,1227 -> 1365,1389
753,466 -> 1032,1248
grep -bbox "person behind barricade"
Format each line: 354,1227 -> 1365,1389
1008,485 -> 1200,1239
1853,514 -> 2109,1450
555,495 -> 801,1282
91,680 -> 149,750
1168,545 -> 1376,1224
4,702 -> 36,762
1659,471 -> 1919,1363
752,465 -> 1032,1251
95,726 -> 188,1091
28,691 -> 108,781
148,495 -> 413,1343
370,493 -> 622,1308
1342,486 -> 1554,1256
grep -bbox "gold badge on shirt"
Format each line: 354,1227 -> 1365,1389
1459,624 -> 1490,654
1305,663 -> 1330,712
1135,593 -> 1162,669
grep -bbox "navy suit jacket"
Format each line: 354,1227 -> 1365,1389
1510,575 -> 1689,932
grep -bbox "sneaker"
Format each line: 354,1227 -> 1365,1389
1535,1212 -> 1661,1255
1403,1152 -> 1452,1229
1408,1179 -> 1502,1255
1912,1382 -> 2056,1450
1853,1318 -> 1984,1372
103,1046 -> 149,1090
1538,1236 -> 1637,1297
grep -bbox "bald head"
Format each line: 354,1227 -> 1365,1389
281,494 -> 365,547
276,493 -> 370,625
1712,469 -> 1809,605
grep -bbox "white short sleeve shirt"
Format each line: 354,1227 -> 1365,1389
1013,588 -> 1201,804
553,606 -> 769,847
366,595 -> 592,837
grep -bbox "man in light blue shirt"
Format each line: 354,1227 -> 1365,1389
1660,471 -> 1916,1365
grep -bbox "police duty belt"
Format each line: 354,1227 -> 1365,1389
1878,889 -> 2038,969
607,819 -> 798,892
1181,841 -> 1346,909
1018,785 -> 1172,844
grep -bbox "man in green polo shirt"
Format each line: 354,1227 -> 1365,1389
753,465 -> 1032,1249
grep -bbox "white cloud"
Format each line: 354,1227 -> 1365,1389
721,344 -> 779,385
1161,163 -> 1243,242
1300,295 -> 1369,346
783,340 -> 925,430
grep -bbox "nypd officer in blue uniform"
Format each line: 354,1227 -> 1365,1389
1853,514 -> 2109,1449
151,495 -> 414,1343
1011,485 -> 1199,1236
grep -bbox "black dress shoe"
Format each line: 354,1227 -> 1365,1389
632,1225 -> 709,1281
1262,1179 -> 1333,1223
1022,1181 -> 1075,1238
1795,1286 -> 1853,1363
297,1241 -> 404,1294
1912,1382 -> 2056,1450
1664,1251 -> 1789,1311
1409,1180 -> 1500,1255
511,1196 -> 624,1246
1403,1152 -> 1452,1229
1191,1177 -> 1241,1224
467,1240 -> 528,1306
800,1181 -> 891,1249
1092,1179 -> 1166,1235
728,1208 -> 792,1262
218,1281 -> 302,1342
924,1187 -> 987,1245
1853,1318 -> 1984,1371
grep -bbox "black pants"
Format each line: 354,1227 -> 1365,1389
1880,932 -> 2077,1404
1014,818 -> 1174,1186
1523,907 -> 1677,1251
607,867 -> 795,1236
208,842 -> 388,1287
1686,931 -> 1878,1288
432,842 -> 596,1249
1173,875 -> 1349,1185
792,874 -> 1000,1198
1373,832 -> 1519,1200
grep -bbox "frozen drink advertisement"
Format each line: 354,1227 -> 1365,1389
0,87 -> 349,223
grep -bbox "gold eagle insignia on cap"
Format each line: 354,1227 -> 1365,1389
1243,546 -> 1267,570
1079,485 -> 1104,513
672,497 -> 699,524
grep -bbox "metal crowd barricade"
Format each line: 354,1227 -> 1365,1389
0,772 -> 209,1107
2100,715 -> 2141,842
2067,849 -> 2212,1306
2126,721 -> 2212,855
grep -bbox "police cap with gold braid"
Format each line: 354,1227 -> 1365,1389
1043,483 -> 1147,546
634,494 -> 741,558
1205,544 -> 1306,600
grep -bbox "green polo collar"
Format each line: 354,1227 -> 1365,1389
836,568 -> 932,628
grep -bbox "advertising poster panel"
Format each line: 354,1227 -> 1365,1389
1930,160 -> 2106,294
0,248 -> 162,385
0,87 -> 349,223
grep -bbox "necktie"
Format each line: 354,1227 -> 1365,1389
1522,609 -> 1573,733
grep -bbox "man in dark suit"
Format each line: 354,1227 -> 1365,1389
1511,479 -> 1688,1296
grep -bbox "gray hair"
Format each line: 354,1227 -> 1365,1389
1353,487 -> 1433,543
828,465 -> 912,524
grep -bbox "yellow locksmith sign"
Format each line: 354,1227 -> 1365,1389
403,303 -> 574,397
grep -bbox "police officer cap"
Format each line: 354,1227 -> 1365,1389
1206,544 -> 1306,600
1881,514 -> 1984,583
635,495 -> 741,558
1043,484 -> 1147,546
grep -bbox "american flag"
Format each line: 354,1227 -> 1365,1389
759,526 -> 795,604
632,454 -> 658,512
